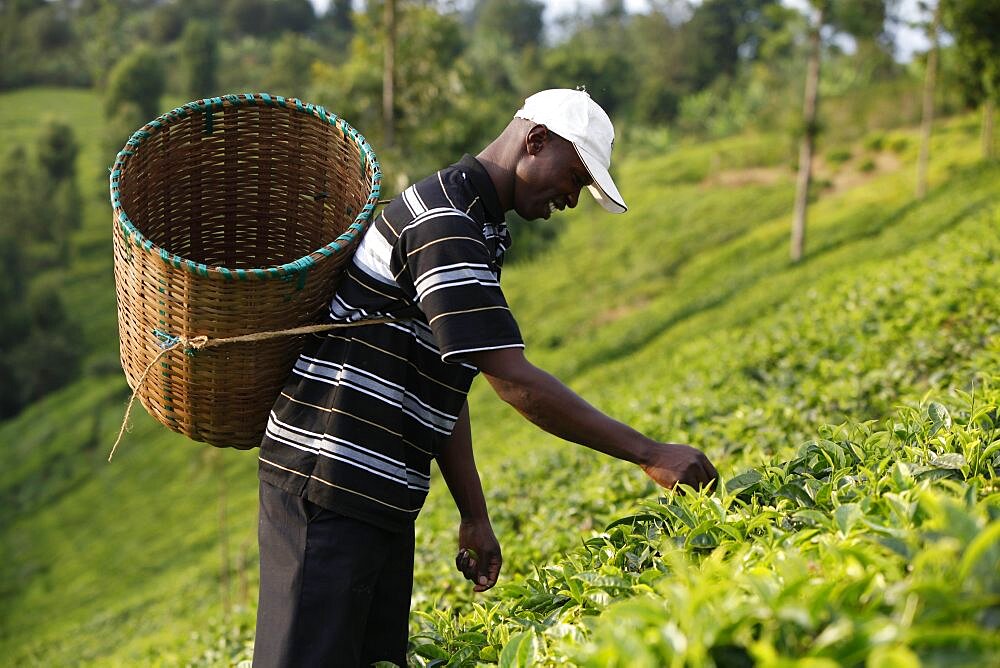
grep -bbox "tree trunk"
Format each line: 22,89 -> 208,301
383,0 -> 396,149
916,3 -> 940,199
791,8 -> 823,263
984,99 -> 995,160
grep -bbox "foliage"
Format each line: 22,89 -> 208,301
104,45 -> 166,121
404,163 -> 1000,664
940,0 -> 1000,101
0,120 -> 85,418
471,0 -> 545,52
0,0 -> 912,161
180,20 -> 218,100
0,1 -> 85,88
37,117 -> 79,183
220,0 -> 314,39
311,2 -> 515,187
314,0 -> 355,54
264,32 -> 325,98
411,390 -> 1000,665
541,33 -> 636,119
1,83 -> 997,666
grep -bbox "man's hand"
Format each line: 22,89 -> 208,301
456,519 -> 502,592
641,442 -> 718,491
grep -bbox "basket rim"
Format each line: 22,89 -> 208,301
109,93 -> 382,281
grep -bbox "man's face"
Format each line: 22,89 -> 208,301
513,125 -> 593,221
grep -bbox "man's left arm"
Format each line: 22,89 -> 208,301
437,400 -> 502,592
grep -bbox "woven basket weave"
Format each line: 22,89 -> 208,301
111,94 -> 381,449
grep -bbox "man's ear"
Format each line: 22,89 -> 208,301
525,124 -> 548,156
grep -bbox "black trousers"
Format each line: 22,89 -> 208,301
253,481 -> 415,668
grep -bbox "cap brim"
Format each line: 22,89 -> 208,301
574,145 -> 627,214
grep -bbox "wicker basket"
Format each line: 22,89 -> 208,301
111,94 -> 381,449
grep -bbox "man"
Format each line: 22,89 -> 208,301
253,89 -> 718,667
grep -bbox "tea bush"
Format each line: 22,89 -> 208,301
1,89 -> 996,666
407,204 -> 1000,665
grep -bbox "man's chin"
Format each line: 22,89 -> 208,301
514,205 -> 545,221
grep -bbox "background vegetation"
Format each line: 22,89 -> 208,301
0,0 -> 997,665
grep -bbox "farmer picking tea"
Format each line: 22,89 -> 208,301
253,89 -> 718,667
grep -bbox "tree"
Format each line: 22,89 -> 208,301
266,32 -> 324,96
37,120 -> 82,258
790,3 -> 824,263
180,20 -> 218,99
790,0 -> 894,262
319,0 -> 354,52
105,46 -> 166,122
311,2 -> 496,182
0,146 -> 31,299
541,43 -> 635,118
0,143 -> 82,417
78,0 -> 131,87
941,0 -> 1000,159
37,119 -> 79,183
625,0 -> 780,126
383,0 -> 397,149
472,0 -> 544,52
630,9 -> 684,124
1,0 -> 84,88
680,0 -> 778,92
3,279 -> 81,414
540,6 -> 636,119
916,1 -> 941,198
329,0 -> 353,33
222,0 -> 315,38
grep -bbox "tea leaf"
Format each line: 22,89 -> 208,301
929,402 -> 952,431
931,453 -> 966,470
499,630 -> 538,668
835,503 -> 863,536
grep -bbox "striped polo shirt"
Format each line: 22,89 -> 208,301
258,155 -> 524,531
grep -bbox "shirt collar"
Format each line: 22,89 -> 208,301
457,154 -> 505,224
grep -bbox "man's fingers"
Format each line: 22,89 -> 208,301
457,548 -> 483,582
488,553 -> 502,584
476,557 -> 491,586
473,553 -> 502,591
456,548 -> 477,581
470,552 -> 501,592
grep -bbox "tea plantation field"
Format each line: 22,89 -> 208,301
0,88 -> 997,666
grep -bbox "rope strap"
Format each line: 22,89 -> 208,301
109,318 -> 395,461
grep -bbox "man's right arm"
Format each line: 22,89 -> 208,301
464,347 -> 717,490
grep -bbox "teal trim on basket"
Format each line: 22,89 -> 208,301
110,93 -> 382,281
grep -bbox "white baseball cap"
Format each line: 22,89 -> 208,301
515,88 -> 627,214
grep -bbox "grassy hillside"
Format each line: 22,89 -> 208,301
0,87 -> 997,666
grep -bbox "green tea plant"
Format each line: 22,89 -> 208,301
1,89 -> 997,666
406,203 -> 1000,665
409,388 -> 999,666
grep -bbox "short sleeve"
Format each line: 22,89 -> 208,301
392,210 -> 523,363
